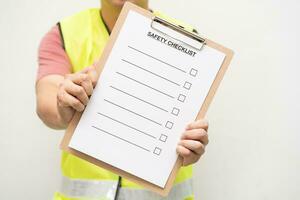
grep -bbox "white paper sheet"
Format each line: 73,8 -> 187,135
69,10 -> 225,187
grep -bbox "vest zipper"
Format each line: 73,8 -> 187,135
114,176 -> 122,200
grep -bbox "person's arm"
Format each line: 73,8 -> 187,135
36,75 -> 64,129
36,26 -> 97,129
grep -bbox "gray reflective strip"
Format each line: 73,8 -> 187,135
118,179 -> 193,200
59,176 -> 118,200
59,176 -> 193,200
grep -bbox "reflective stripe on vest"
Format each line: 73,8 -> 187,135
59,176 -> 118,200
59,176 -> 193,200
118,179 -> 193,200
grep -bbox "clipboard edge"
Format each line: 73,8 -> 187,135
196,39 -> 234,119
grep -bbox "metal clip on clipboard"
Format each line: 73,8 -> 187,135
150,16 -> 206,51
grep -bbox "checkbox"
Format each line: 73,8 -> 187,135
153,147 -> 162,155
177,94 -> 186,102
183,81 -> 192,90
159,134 -> 168,142
165,121 -> 174,129
189,68 -> 198,77
171,107 -> 180,116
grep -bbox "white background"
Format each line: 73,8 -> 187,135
0,0 -> 299,199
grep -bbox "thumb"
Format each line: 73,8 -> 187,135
79,66 -> 92,74
87,64 -> 99,87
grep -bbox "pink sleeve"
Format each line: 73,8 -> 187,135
37,25 -> 71,81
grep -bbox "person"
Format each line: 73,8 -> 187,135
36,0 -> 209,199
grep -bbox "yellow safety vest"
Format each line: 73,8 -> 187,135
54,8 -> 195,200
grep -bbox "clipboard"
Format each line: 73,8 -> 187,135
61,2 -> 233,196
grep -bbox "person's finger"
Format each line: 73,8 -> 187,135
178,139 -> 205,155
57,90 -> 85,112
183,153 -> 200,166
79,66 -> 93,74
176,145 -> 191,157
185,119 -> 209,131
176,145 -> 200,166
80,78 -> 93,96
64,79 -> 89,105
181,129 -> 209,145
87,67 -> 98,87
65,73 -> 89,85
66,72 -> 94,96
71,66 -> 98,88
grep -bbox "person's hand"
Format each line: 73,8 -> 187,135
177,119 -> 209,166
56,66 -> 98,127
